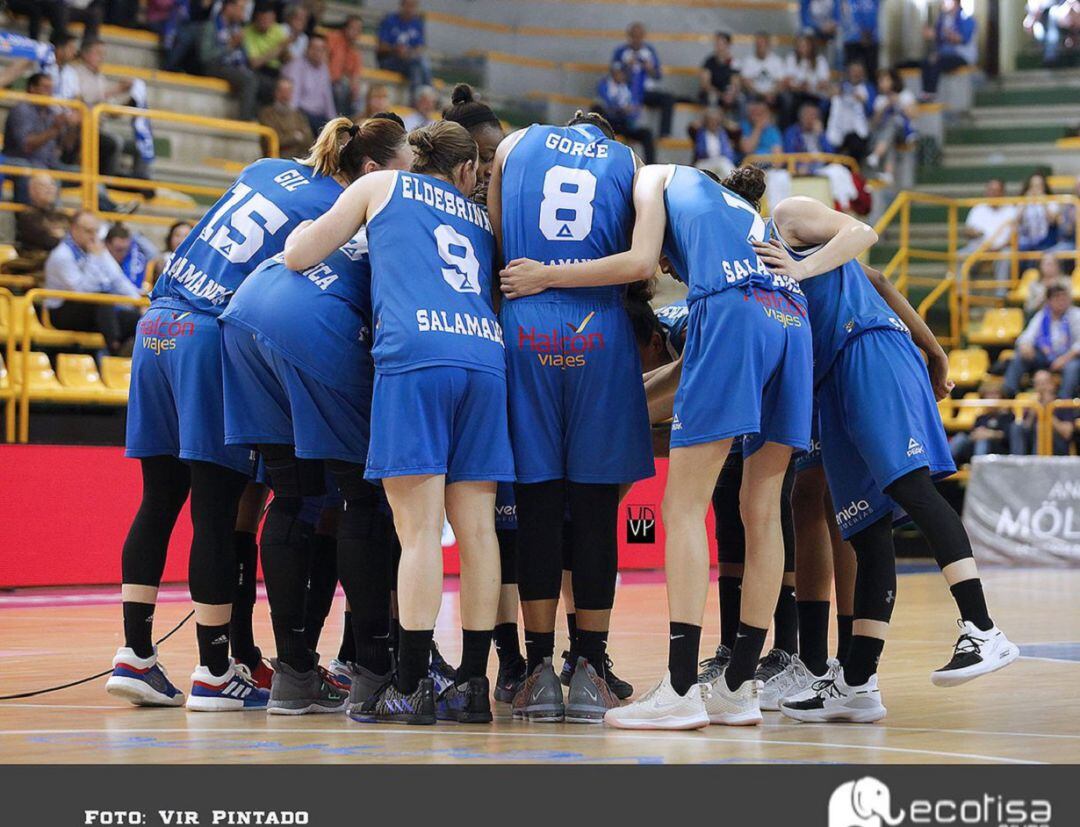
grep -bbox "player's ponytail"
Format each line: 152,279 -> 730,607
409,120 -> 477,178
298,116 -> 359,178
299,115 -> 408,181
720,165 -> 767,210
566,109 -> 616,140
443,83 -> 501,136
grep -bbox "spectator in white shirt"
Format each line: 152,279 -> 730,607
740,32 -> 786,106
783,34 -> 830,121
44,33 -> 81,100
1025,253 -> 1068,315
960,178 -> 1017,284
283,4 -> 311,64
44,210 -> 143,355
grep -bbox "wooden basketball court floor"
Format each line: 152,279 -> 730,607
1,567 -> 1078,765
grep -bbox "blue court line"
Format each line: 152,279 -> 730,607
1019,642 -> 1080,663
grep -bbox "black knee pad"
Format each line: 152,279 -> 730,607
849,514 -> 898,624
261,495 -> 315,548
713,453 -> 746,565
326,460 -> 378,505
497,529 -> 518,585
259,444 -> 325,499
567,482 -> 619,611
884,467 -> 974,569
514,480 -> 566,602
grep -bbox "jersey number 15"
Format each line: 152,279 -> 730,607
199,182 -> 289,265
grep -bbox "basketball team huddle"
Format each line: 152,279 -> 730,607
102,83 -> 1019,731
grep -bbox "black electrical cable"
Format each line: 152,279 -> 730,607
0,609 -> 195,700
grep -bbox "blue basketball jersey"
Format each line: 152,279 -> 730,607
655,301 -> 688,358
774,225 -> 902,387
661,165 -> 805,307
220,231 -> 374,392
153,158 -> 343,316
367,171 -> 504,375
500,123 -> 636,303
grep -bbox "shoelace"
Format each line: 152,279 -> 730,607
952,633 -> 984,656
234,662 -> 254,684
810,678 -> 844,700
756,651 -> 789,682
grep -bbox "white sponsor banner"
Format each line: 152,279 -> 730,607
963,455 -> 1080,567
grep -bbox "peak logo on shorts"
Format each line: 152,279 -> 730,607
518,312 -> 605,368
836,499 -> 872,527
139,312 -> 195,355
906,438 -> 924,458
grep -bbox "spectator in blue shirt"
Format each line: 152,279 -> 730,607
612,22 -> 675,137
801,0 -> 839,45
595,64 -> 655,163
840,0 -> 881,77
782,101 -> 836,173
921,0 -> 977,97
692,108 -> 737,176
738,96 -> 783,162
377,0 -> 432,96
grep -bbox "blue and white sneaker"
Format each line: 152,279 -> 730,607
106,646 -> 185,707
428,642 -> 457,695
186,659 -> 270,712
327,658 -> 353,691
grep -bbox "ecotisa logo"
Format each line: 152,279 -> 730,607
829,777 -> 1052,827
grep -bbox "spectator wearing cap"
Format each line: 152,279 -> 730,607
376,0 -> 432,95
259,77 -> 315,158
612,22 -> 675,138
921,0 -> 977,99
283,33 -> 337,134
328,15 -> 365,116
1004,283 -> 1080,399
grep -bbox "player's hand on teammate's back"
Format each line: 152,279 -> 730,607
751,239 -> 807,281
500,258 -> 550,299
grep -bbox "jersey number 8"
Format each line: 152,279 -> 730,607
539,166 -> 597,242
200,183 -> 289,265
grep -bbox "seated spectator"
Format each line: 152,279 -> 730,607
283,4 -> 311,64
802,0 -> 840,46
403,85 -> 440,131
147,220 -> 192,289
782,101 -> 861,208
1015,171 -> 1062,259
922,0 -> 977,99
377,0 -> 431,96
259,76 -> 314,158
959,178 -> 1016,283
328,14 -> 365,117
699,31 -> 741,110
693,108 -> 737,177
826,60 -> 874,160
596,64 -> 656,163
358,84 -> 392,121
105,223 -> 158,291
740,32 -> 786,108
613,22 -> 675,138
3,73 -> 81,205
201,0 -> 266,122
783,34 -> 831,121
1009,369 -> 1075,454
840,0 -> 881,78
1004,284 -> 1080,398
282,34 -> 337,134
13,174 -> 69,274
6,0 -> 66,43
43,210 -> 143,356
949,383 -> 1013,464
865,68 -> 916,183
1055,177 -> 1077,252
44,32 -> 80,100
1026,253 -> 1068,315
243,2 -> 290,82
740,96 -> 783,161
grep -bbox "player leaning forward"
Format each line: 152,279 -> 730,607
285,121 -> 513,724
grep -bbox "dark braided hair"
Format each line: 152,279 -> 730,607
442,84 -> 501,135
567,109 -> 616,140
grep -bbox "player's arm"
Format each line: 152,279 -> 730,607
487,134 -> 510,258
500,164 -> 668,299
643,352 -> 683,424
283,172 -> 393,271
751,196 -> 878,281
862,263 -> 953,400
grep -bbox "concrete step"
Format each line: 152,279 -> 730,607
946,124 -> 1070,145
918,163 -> 1043,186
944,144 -> 1080,175
975,85 -> 1080,107
998,67 -> 1080,90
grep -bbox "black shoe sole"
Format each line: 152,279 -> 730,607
348,711 -> 436,725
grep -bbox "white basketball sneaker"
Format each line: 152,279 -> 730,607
760,654 -> 837,711
702,673 -> 763,725
105,646 -> 185,707
780,668 -> 886,723
931,620 -> 1020,687
603,672 -> 709,730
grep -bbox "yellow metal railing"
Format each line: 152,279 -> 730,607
1045,400 -> 1080,457
16,289 -> 150,443
0,287 -> 14,442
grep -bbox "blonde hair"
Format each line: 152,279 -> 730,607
297,115 -> 407,182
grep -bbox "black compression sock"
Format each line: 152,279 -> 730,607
388,617 -> 401,662
950,579 -> 993,631
575,629 -> 607,676
338,611 -> 356,663
456,629 -> 493,682
844,635 -> 885,686
668,622 -> 701,695
524,630 -> 555,674
123,601 -> 155,659
493,622 -> 522,663
718,576 -> 742,649
396,628 -> 434,694
836,614 -> 854,663
773,584 -> 798,655
725,623 -> 768,692
302,533 -> 337,653
566,612 -> 577,652
196,622 -> 231,676
797,600 -> 831,675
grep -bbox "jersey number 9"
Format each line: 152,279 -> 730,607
435,224 -> 481,294
539,166 -> 597,242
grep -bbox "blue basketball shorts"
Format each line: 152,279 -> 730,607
220,322 -> 372,465
671,287 -> 812,456
818,329 -> 956,539
501,296 -> 654,484
126,303 -> 254,476
365,365 -> 515,484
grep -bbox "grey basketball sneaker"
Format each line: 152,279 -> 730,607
346,663 -> 392,717
511,658 -> 565,722
267,660 -> 349,715
565,657 -> 620,724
